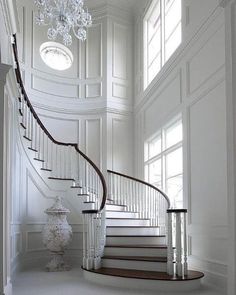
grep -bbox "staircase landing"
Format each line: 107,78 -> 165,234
83,267 -> 204,292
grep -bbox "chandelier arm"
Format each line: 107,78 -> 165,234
35,0 -> 92,44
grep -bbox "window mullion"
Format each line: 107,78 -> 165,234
161,127 -> 165,192
161,0 -> 165,66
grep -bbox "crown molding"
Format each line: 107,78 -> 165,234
0,0 -> 19,35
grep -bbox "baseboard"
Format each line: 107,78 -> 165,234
189,256 -> 227,291
4,277 -> 12,295
12,250 -> 83,273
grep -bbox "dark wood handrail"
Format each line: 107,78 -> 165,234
107,169 -> 171,208
12,34 -> 107,214
167,209 -> 187,213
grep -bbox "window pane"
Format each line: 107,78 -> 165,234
165,120 -> 182,148
165,22 -> 181,61
166,175 -> 183,208
148,53 -> 161,84
148,29 -> 161,66
149,135 -> 162,159
165,0 -> 181,40
148,0 -> 161,42
149,159 -> 162,186
166,147 -> 182,178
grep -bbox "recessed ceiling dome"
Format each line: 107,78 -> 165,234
39,42 -> 73,71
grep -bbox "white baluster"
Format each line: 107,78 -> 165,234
183,212 -> 188,276
176,212 -> 182,276
167,211 -> 174,275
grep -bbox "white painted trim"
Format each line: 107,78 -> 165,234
3,277 -> 12,295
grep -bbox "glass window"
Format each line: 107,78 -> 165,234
144,0 -> 182,88
144,117 -> 183,208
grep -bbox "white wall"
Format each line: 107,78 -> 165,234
134,0 -> 228,290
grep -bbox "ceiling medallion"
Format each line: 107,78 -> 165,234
40,42 -> 73,71
34,0 -> 92,46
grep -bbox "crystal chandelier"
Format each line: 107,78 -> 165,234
34,0 -> 92,46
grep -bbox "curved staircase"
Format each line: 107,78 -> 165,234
10,34 -> 204,293
83,172 -> 204,292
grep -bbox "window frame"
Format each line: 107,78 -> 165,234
144,116 -> 183,208
143,0 -> 182,89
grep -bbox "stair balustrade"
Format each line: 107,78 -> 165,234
11,34 -> 107,271
107,170 -> 171,235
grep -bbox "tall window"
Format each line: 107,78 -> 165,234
144,0 -> 182,88
144,117 -> 183,208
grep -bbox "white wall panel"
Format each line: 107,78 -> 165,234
184,0 -> 219,40
39,115 -> 79,144
189,81 -> 227,226
32,75 -> 79,98
85,119 -> 102,167
26,172 -> 52,223
112,83 -> 127,99
12,144 -> 21,223
112,23 -> 128,80
26,231 -> 45,252
86,24 -> 102,79
17,6 -> 25,63
187,25 -> 225,95
191,234 -> 228,265
86,83 -> 102,98
111,117 -> 133,174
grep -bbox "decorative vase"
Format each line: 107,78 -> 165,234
42,197 -> 72,272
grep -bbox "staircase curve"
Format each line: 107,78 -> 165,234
11,34 -> 204,292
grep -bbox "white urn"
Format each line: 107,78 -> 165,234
42,197 -> 72,272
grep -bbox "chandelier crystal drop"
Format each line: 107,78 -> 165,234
34,0 -> 92,46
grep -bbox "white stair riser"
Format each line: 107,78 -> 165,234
106,211 -> 139,218
106,219 -> 150,226
102,259 -> 167,272
106,205 -> 126,211
106,227 -> 160,236
104,247 -> 167,257
106,236 -> 166,246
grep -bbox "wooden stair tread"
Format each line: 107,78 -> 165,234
41,168 -> 52,172
107,204 -> 127,207
28,147 -> 38,152
48,177 -> 75,181
102,255 -> 167,262
106,218 -> 150,220
23,135 -> 32,141
83,267 -> 204,281
33,158 -> 44,162
106,210 -> 138,213
106,235 -> 165,237
107,225 -> 159,228
105,244 -> 167,249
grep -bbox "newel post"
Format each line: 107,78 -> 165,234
167,209 -> 188,277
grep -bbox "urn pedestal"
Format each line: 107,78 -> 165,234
42,197 -> 72,272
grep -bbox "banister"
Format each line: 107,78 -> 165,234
11,34 -> 107,213
107,169 -> 171,208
